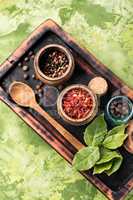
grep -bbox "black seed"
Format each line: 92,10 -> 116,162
58,85 -> 63,90
18,62 -> 22,67
29,51 -> 33,56
38,93 -> 43,98
36,85 -> 40,90
35,90 -> 38,95
24,57 -> 29,62
22,65 -> 29,71
31,54 -> 35,59
113,101 -> 117,106
32,74 -> 35,79
117,104 -> 122,109
117,113 -> 121,118
24,73 -> 29,80
110,104 -> 115,109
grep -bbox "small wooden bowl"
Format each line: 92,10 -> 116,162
57,84 -> 98,126
124,120 -> 133,154
34,44 -> 75,86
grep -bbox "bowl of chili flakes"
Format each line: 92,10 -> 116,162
57,84 -> 98,126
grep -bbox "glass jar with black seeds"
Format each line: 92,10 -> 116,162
105,95 -> 133,126
42,50 -> 69,78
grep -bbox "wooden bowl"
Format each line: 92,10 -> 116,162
34,44 -> 75,86
124,120 -> 133,154
57,84 -> 98,126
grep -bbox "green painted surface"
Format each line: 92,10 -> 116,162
0,0 -> 133,199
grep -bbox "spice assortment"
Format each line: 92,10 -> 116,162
43,50 -> 69,78
32,44 -> 133,175
2,20 -> 133,200
8,43 -> 133,176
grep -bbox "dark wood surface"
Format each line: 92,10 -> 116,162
0,19 -> 133,200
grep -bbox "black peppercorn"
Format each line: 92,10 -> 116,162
43,50 -> 69,78
36,85 -> 40,90
38,93 -> 43,98
31,74 -> 36,79
29,51 -> 33,56
24,57 -> 29,62
18,62 -> 22,67
31,54 -> 35,59
22,65 -> 29,71
23,73 -> 29,80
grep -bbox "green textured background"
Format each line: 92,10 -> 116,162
0,0 -> 133,199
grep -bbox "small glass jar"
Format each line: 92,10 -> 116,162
105,95 -> 133,126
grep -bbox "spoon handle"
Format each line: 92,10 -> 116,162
33,104 -> 84,150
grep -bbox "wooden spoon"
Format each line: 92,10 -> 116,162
9,81 -> 84,150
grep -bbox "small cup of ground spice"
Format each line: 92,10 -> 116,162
57,84 -> 98,126
88,76 -> 108,96
34,44 -> 75,86
105,96 -> 133,126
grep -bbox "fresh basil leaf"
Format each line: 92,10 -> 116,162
105,155 -> 123,176
93,148 -> 123,175
84,114 -> 107,146
72,146 -> 100,171
96,147 -> 119,164
92,131 -> 107,146
108,124 -> 127,136
103,125 -> 128,149
93,161 -> 112,174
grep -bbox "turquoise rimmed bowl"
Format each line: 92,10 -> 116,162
105,95 -> 133,126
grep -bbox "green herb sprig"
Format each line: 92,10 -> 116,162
72,114 -> 128,176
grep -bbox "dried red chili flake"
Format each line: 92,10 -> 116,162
62,88 -> 93,119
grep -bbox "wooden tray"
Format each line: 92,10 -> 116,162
0,19 -> 133,200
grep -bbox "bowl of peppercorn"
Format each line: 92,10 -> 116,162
57,84 -> 98,126
105,95 -> 133,126
34,44 -> 75,86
